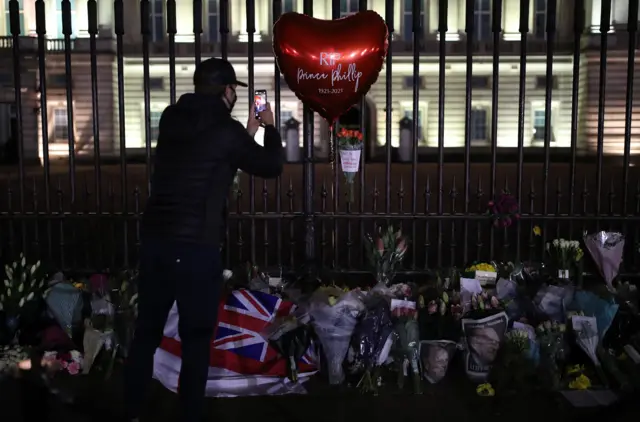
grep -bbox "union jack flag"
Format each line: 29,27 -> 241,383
160,289 -> 317,378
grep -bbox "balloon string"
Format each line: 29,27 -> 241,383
329,124 -> 335,170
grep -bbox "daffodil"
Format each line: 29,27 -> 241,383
533,225 -> 542,236
476,383 -> 495,396
569,374 -> 591,390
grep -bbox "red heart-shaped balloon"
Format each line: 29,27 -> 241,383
273,11 -> 388,123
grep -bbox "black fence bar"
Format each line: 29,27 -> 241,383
167,0 -> 177,104
35,0 -> 51,263
515,0 -> 529,262
3,0 -> 640,277
194,0 -> 202,65
489,0 -> 501,258
568,0 -> 584,250
114,0 -> 128,268
595,0 -> 611,229
540,0 -> 556,257
246,0 -> 256,264
272,0 -> 283,269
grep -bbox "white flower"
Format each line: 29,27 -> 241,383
18,297 -> 24,307
3,279 -> 8,287
26,292 -> 34,301
18,283 -> 23,293
552,239 -> 559,247
12,262 -> 16,269
30,264 -> 36,275
20,256 -> 25,267
129,293 -> 138,306
6,288 -> 11,297
223,269 -> 233,281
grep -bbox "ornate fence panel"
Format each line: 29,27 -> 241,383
0,0 -> 640,277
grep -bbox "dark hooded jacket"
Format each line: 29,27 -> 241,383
140,93 -> 283,246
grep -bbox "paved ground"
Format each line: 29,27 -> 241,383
1,363 -> 638,422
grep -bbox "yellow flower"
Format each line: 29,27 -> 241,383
533,225 -> 541,236
566,364 -> 583,375
569,374 -> 591,390
328,296 -> 337,306
476,383 -> 495,397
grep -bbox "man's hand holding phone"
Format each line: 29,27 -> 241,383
247,102 -> 274,137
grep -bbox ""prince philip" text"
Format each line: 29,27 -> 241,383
297,63 -> 363,93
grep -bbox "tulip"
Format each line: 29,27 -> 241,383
438,300 -> 446,315
427,300 -> 437,314
441,291 -> 449,304
490,296 -> 500,308
488,200 -> 494,207
376,237 -> 385,255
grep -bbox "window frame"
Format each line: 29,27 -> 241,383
469,103 -> 491,145
532,0 -> 547,39
140,102 -> 168,148
530,100 -> 559,145
149,0 -> 165,42
339,0 -> 360,18
401,0 -> 426,41
206,0 -> 219,42
51,107 -> 69,143
472,0 -> 492,41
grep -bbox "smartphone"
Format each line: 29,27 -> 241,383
254,89 -> 267,118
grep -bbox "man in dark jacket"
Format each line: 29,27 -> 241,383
123,57 -> 283,422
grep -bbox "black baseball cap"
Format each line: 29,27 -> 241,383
193,57 -> 248,88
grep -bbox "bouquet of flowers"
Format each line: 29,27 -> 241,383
417,273 -> 463,341
465,262 -> 498,286
308,286 -> 365,385
42,350 -> 83,376
490,326 -> 539,394
336,128 -> 364,203
487,193 -> 520,228
546,238 -> 583,280
348,293 -> 394,394
583,231 -> 625,291
388,283 -> 422,393
536,320 -> 567,390
364,226 -> 408,286
263,311 -> 313,383
0,345 -> 29,376
0,255 -> 47,344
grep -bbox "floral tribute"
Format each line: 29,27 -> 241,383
364,225 -> 408,286
487,193 -> 520,228
336,127 -> 364,203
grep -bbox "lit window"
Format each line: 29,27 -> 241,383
53,108 -> 69,142
282,0 -> 295,13
532,108 -> 555,142
149,0 -> 164,42
402,0 -> 425,41
533,0 -> 547,39
470,107 -> 488,143
473,0 -> 491,41
340,0 -> 359,17
207,0 -> 219,42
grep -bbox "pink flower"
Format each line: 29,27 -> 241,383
490,296 -> 500,308
67,361 -> 80,375
427,301 -> 438,315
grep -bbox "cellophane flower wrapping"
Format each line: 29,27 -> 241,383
262,309 -> 313,383
536,320 -> 567,390
583,231 -> 625,291
350,293 -> 394,370
308,289 -> 365,385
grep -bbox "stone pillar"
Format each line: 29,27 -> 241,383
175,0 -> 193,42
23,0 -> 36,36
98,0 -> 113,37
398,116 -> 412,162
285,117 -> 301,162
503,0 -> 520,40
76,0 -> 89,37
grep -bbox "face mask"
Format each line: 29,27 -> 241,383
226,87 -> 237,112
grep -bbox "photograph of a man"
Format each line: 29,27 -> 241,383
466,326 -> 501,365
